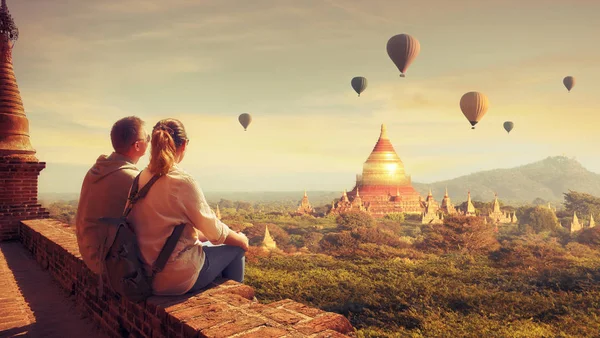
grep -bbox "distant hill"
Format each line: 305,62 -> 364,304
39,192 -> 79,204
39,156 -> 600,208
413,156 -> 600,205
203,191 -> 341,207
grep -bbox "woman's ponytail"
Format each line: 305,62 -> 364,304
148,120 -> 187,175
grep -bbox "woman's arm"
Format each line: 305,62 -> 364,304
182,175 -> 248,249
224,231 -> 249,251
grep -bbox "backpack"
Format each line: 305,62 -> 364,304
99,173 -> 186,302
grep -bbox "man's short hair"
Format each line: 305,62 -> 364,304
110,116 -> 145,154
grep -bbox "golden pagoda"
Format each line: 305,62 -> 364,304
590,214 -> 596,228
340,124 -> 423,218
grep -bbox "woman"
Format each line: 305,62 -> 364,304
128,118 -> 249,295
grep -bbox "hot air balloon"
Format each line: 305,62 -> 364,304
351,76 -> 367,97
238,113 -> 252,131
459,92 -> 489,129
503,121 -> 514,134
563,76 -> 575,92
386,34 -> 420,77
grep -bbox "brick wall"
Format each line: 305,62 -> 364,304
0,159 -> 49,241
19,219 -> 355,337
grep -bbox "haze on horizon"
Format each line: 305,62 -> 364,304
10,0 -> 600,194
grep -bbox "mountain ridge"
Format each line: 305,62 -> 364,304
412,156 -> 600,204
39,156 -> 599,206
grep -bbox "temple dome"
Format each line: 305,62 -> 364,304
359,124 -> 409,187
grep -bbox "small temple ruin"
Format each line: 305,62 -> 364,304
262,225 -> 278,250
295,190 -> 315,216
570,212 -> 583,232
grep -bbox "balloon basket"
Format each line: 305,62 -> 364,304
471,127 -> 475,129
399,74 -> 406,78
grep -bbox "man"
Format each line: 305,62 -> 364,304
76,116 -> 149,274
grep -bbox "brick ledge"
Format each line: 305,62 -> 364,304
18,219 -> 355,337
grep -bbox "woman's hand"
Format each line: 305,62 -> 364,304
224,231 -> 249,251
237,232 -> 249,251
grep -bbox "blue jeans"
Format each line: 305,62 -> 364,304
188,245 -> 245,292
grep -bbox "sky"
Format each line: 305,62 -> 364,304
7,0 -> 600,194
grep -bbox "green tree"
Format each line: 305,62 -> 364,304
519,206 -> 561,233
417,215 -> 499,255
384,212 -> 405,223
563,190 -> 600,221
335,211 -> 374,230
576,226 -> 600,247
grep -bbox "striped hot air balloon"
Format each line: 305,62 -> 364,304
351,76 -> 368,97
460,92 -> 489,129
386,34 -> 420,77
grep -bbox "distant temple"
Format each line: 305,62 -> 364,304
487,193 -> 515,224
463,191 -> 477,217
215,204 -> 221,220
329,124 -> 423,218
320,124 -> 522,222
421,189 -> 443,224
590,214 -> 596,228
295,190 -> 315,215
570,212 -> 583,232
439,187 -> 457,215
262,225 -> 277,250
330,189 -> 367,215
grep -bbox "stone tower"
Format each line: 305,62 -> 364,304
215,204 -> 221,220
421,189 -> 442,224
464,191 -> 476,216
570,212 -> 582,232
262,225 -> 277,250
296,190 -> 314,215
0,0 -> 49,241
440,187 -> 457,215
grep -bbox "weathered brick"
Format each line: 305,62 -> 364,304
282,301 -> 325,318
184,308 -> 244,332
200,315 -> 269,338
13,219 -> 353,338
235,326 -> 290,338
261,308 -> 305,325
213,293 -> 253,307
313,329 -> 353,338
292,314 -> 354,335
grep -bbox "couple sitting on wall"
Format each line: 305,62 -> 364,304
75,116 -> 248,296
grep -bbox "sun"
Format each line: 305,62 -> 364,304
385,163 -> 397,173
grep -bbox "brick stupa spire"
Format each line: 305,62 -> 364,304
0,0 -> 49,241
0,0 -> 36,161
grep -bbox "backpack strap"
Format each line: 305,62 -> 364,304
123,172 -> 163,218
151,223 -> 187,276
